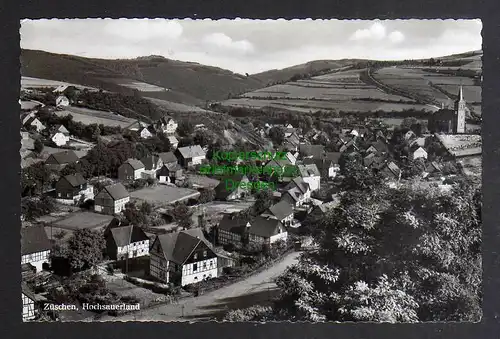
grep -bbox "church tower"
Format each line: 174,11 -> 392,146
453,86 -> 466,133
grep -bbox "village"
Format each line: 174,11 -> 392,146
19,78 -> 482,322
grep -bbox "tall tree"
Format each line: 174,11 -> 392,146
66,229 -> 106,271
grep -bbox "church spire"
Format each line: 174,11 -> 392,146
458,85 -> 464,101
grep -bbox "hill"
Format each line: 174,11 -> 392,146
20,49 -> 266,107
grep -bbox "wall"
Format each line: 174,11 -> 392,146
21,250 -> 50,272
116,240 -> 150,260
270,231 -> 288,244
181,257 -> 218,286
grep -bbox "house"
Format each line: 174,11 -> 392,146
217,214 -> 287,247
125,120 -> 149,132
21,225 -> 51,272
94,183 -> 130,215
23,117 -> 46,132
50,131 -> 70,147
140,155 -> 164,179
308,200 -> 340,220
303,156 -> 337,179
158,151 -> 179,167
175,145 -> 206,167
283,178 -> 311,206
54,124 -> 70,136
261,200 -> 294,227
55,173 -> 94,203
56,95 -> 70,107
157,163 -> 184,184
45,150 -> 79,169
22,282 -> 37,321
215,174 -> 250,201
138,126 -> 154,139
118,158 -> 145,181
150,228 -> 218,286
379,161 -> 402,181
297,164 -> 321,192
363,153 -> 385,168
168,136 -> 179,149
298,144 -> 325,160
155,116 -> 178,135
105,223 -> 150,261
366,140 -> 388,155
285,151 -> 297,165
411,146 -> 428,160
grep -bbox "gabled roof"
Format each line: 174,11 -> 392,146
122,158 -> 145,170
385,161 -> 401,177
177,145 -> 205,159
21,282 -> 37,300
286,177 -> 310,194
218,214 -> 251,233
285,186 -> 305,203
109,225 -> 149,247
371,140 -> 388,153
249,216 -> 284,238
99,183 -> 129,200
45,150 -> 79,165
264,200 -> 294,220
298,164 -> 320,178
158,152 -> 178,164
21,225 -> 51,255
61,173 -> 86,187
54,124 -> 70,135
156,228 -> 211,265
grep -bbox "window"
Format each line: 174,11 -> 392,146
193,263 -> 198,272
133,250 -> 137,257
193,253 -> 198,260
203,262 -> 207,269
203,250 -> 207,257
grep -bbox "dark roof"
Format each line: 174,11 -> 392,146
371,140 -> 388,153
385,162 -> 401,177
324,152 -> 341,163
158,152 -> 178,164
122,158 -> 145,170
46,150 -> 79,165
61,173 -> 86,187
286,177 -> 310,194
21,282 -> 37,300
264,200 -> 294,220
299,144 -> 325,159
109,225 -> 149,247
177,145 -> 205,159
140,155 -> 161,170
101,183 -> 129,200
156,228 -> 211,265
250,216 -> 284,238
21,225 -> 51,255
218,214 -> 251,233
285,186 -> 305,203
215,174 -> 249,199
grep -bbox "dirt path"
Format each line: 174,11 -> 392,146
97,251 -> 301,322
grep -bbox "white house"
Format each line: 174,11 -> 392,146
94,183 -> 130,215
23,117 -> 46,132
283,177 -> 311,207
105,223 -> 150,261
22,283 -> 37,321
150,228 -> 218,286
51,132 -> 70,146
138,126 -> 154,139
155,116 -> 178,135
56,95 -> 70,107
21,225 -> 51,273
411,146 -> 428,160
175,145 -> 206,167
297,164 -> 321,192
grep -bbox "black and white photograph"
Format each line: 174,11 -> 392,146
19,18 -> 482,323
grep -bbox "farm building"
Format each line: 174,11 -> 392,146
140,154 -> 164,178
45,150 -> 79,169
158,151 -> 179,167
150,228 -> 218,286
55,173 -> 94,203
21,225 -> 51,272
104,222 -> 150,261
175,145 -> 206,167
156,163 -> 184,184
94,183 -> 130,215
118,158 -> 145,181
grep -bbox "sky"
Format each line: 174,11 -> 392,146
20,19 -> 482,75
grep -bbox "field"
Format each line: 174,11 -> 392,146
373,67 -> 482,115
436,134 -> 482,157
55,106 -> 138,128
221,68 -> 439,114
146,97 -> 211,113
46,211 -> 114,230
21,76 -> 98,91
185,174 -> 220,189
130,185 -> 200,205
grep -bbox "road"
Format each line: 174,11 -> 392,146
97,251 -> 301,322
